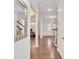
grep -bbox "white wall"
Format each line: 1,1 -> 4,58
42,19 -> 53,36
57,0 -> 64,59
29,0 -> 54,37
14,0 -> 30,59
14,38 -> 30,59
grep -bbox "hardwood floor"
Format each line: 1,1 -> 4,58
30,37 -> 62,59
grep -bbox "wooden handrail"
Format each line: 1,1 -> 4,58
16,25 -> 23,30
17,21 -> 25,28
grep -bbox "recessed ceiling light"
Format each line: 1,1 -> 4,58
48,8 -> 52,11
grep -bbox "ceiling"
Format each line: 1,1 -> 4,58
29,0 -> 58,20
29,0 -> 60,35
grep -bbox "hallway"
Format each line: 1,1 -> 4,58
31,37 -> 62,59
14,0 -> 64,59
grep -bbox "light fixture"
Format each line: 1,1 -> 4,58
48,8 -> 52,11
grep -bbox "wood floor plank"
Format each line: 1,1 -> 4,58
31,37 -> 62,59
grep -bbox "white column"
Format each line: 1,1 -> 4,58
27,5 -> 30,59
34,13 -> 39,47
27,6 -> 30,41
40,19 -> 43,38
